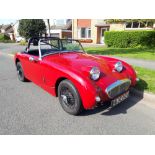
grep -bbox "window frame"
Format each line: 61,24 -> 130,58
78,27 -> 91,39
125,21 -> 154,29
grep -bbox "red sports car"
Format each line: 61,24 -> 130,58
14,37 -> 137,115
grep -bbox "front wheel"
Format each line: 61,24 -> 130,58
58,80 -> 83,115
16,62 -> 27,82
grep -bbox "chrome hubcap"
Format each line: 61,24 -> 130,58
61,95 -> 68,104
60,87 -> 75,108
17,65 -> 23,79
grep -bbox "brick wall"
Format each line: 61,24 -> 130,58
77,19 -> 91,28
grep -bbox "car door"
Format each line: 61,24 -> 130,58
26,54 -> 43,86
21,48 -> 43,86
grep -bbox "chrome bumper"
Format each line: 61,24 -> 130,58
105,79 -> 131,99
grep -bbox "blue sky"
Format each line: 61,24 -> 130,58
0,19 -> 17,24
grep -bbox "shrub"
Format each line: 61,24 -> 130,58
19,40 -> 28,46
0,34 -> 10,42
104,30 -> 155,48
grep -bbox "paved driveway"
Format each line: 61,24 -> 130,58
0,44 -> 155,134
0,43 -> 26,54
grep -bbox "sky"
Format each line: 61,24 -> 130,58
0,19 -> 17,24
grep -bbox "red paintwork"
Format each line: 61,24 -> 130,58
14,52 -> 137,109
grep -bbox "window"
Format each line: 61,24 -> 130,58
133,22 -> 139,28
78,28 -> 91,38
126,22 -> 132,28
81,28 -> 86,38
88,28 -> 91,38
126,21 -> 154,29
140,22 -> 145,28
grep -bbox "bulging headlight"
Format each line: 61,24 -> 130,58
90,67 -> 100,81
114,61 -> 123,72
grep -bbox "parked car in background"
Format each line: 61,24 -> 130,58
14,37 -> 137,115
15,36 -> 25,42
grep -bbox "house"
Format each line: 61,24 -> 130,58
47,19 -> 72,38
13,20 -> 20,39
0,24 -> 14,40
108,20 -> 155,31
72,19 -> 110,44
0,25 -> 2,33
72,19 -> 155,44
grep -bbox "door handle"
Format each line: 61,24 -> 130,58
29,56 -> 35,62
29,56 -> 38,62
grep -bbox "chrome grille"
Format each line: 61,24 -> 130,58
105,79 -> 131,99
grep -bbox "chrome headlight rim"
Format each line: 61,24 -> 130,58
114,61 -> 123,72
90,67 -> 100,81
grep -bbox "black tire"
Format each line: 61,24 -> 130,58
16,62 -> 27,82
58,79 -> 83,115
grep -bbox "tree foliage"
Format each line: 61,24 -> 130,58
18,19 -> 46,39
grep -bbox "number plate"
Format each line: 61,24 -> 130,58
111,91 -> 129,107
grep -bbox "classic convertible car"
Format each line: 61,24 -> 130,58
14,37 -> 137,115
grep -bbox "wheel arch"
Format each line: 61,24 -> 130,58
54,75 -> 97,109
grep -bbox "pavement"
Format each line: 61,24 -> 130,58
0,43 -> 155,134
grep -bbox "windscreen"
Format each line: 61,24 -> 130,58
61,39 -> 84,52
40,38 -> 84,57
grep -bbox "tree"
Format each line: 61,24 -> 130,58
18,19 -> 46,39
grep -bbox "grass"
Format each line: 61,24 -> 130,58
133,66 -> 155,94
0,40 -> 15,43
85,47 -> 155,61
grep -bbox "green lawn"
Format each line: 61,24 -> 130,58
133,66 -> 155,94
85,47 -> 155,60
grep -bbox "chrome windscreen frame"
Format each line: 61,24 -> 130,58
38,37 -> 86,60
26,37 -> 86,61
38,37 -> 61,60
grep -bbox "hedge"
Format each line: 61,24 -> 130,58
104,30 -> 155,48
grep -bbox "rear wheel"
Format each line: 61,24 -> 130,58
58,79 -> 83,115
16,62 -> 27,82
